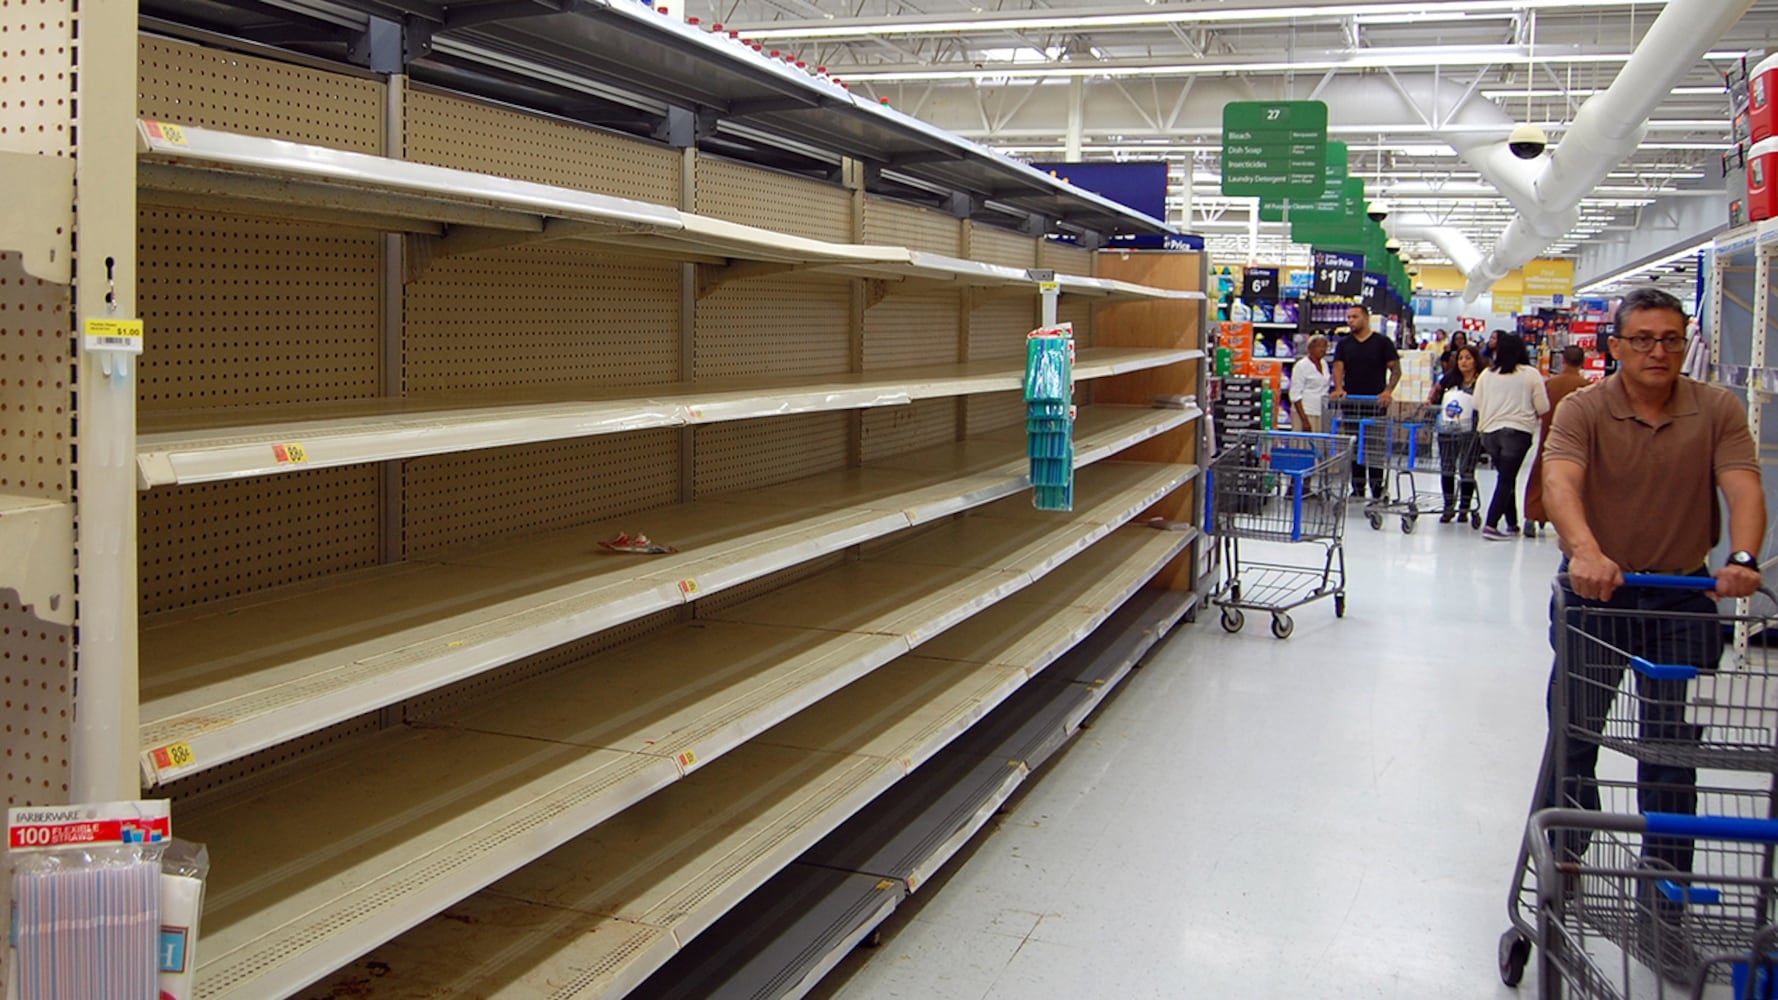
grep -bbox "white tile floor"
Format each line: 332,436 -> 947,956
822,483 -> 1562,999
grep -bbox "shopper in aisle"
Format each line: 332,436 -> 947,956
1534,288 -> 1764,968
1473,333 -> 1549,540
1436,330 -> 1469,380
1430,345 -> 1483,523
1328,305 -> 1399,500
1520,345 -> 1590,538
1290,334 -> 1331,433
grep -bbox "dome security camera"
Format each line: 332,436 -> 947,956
1366,199 -> 1390,223
1508,123 -> 1548,160
1385,239 -> 1402,256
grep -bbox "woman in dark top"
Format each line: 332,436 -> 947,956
1430,345 -> 1484,523
1437,331 -> 1469,382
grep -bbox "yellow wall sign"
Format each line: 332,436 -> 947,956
1522,259 -> 1575,297
1493,292 -> 1524,314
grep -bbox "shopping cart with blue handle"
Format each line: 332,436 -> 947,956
1202,429 -> 1351,639
1501,575 -> 1778,991
1523,809 -> 1778,997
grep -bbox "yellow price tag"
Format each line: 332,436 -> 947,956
1039,281 -> 1060,294
677,750 -> 698,769
149,742 -> 196,772
144,120 -> 188,145
679,578 -> 699,596
82,318 -> 144,354
272,442 -> 309,464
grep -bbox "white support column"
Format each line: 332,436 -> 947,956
70,0 -> 141,802
1064,78 -> 1084,162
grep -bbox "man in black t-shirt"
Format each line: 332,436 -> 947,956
1329,305 -> 1400,499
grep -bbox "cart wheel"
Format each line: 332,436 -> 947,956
1270,614 -> 1294,639
1498,929 -> 1531,987
1366,512 -> 1383,531
1333,594 -> 1346,618
1400,515 -> 1417,534
1219,608 -> 1245,633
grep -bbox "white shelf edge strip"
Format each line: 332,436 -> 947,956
135,349 -> 1198,488
135,121 -> 1196,300
139,407 -> 1197,784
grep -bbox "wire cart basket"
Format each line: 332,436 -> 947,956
1501,577 -> 1778,991
1522,808 -> 1778,998
1202,430 -> 1351,639
1362,402 -> 1485,533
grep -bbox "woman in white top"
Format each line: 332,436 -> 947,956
1471,333 -> 1550,540
1289,334 -> 1331,433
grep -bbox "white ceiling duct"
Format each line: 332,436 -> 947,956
1459,0 -> 1755,298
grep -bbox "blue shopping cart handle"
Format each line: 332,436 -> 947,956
1627,655 -> 1698,682
1645,813 -> 1778,843
1334,394 -> 1381,401
1656,879 -> 1723,905
1620,573 -> 1718,590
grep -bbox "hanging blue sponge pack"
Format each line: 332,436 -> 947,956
1024,325 -> 1075,511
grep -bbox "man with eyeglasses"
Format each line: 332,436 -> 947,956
1534,286 -> 1764,975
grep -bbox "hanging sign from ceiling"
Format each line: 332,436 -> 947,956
1220,101 -> 1329,200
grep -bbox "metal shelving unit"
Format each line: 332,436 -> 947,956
2,2 -> 1211,997
1708,218 -> 1778,566
297,522 -> 1194,1000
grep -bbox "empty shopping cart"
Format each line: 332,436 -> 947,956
1203,430 -> 1351,639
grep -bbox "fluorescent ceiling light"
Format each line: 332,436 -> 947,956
1482,86 -> 1722,99
839,47 -> 1643,82
740,0 -> 1668,41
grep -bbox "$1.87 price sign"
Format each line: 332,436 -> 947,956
1311,250 -> 1364,297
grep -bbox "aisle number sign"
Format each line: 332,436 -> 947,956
1312,250 -> 1364,297
1220,101 -> 1329,200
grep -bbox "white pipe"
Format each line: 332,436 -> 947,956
1392,220 -> 1485,275
1463,0 -> 1755,298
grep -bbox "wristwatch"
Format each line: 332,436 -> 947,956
1728,550 -> 1760,572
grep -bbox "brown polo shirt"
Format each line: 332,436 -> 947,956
1544,374 -> 1758,572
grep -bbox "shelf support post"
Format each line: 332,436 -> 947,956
70,0 -> 142,802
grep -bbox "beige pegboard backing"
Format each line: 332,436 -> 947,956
403,88 -> 682,205
138,468 -> 382,614
861,197 -> 962,255
0,0 -> 73,155
403,606 -> 688,721
1060,297 -> 1094,345
0,596 -> 70,806
1038,240 -> 1094,277
693,552 -> 845,617
403,431 -> 680,557
966,390 -> 1025,437
0,255 -> 71,499
693,155 -> 850,243
967,224 -> 1038,269
163,714 -> 381,811
861,397 -> 958,464
968,296 -> 1037,364
693,412 -> 848,498
137,209 -> 382,411
138,36 -> 383,152
406,247 -> 679,393
694,275 -> 850,380
862,289 -> 961,371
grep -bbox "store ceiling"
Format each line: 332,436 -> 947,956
694,0 -> 1777,273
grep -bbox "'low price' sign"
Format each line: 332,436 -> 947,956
1313,250 -> 1365,297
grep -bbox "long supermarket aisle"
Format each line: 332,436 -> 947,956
819,501 -> 1557,999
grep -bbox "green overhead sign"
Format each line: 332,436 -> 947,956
1220,101 -> 1329,200
1258,141 -> 1348,222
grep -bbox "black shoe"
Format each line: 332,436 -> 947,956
1438,505 -> 1455,523
1522,523 -> 1538,538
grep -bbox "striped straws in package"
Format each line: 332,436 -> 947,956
1025,324 -> 1076,511
8,801 -> 171,1000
